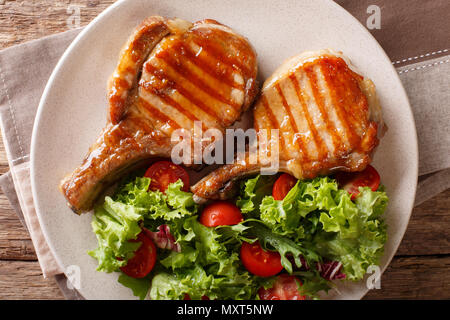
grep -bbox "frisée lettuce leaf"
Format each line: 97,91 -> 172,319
89,171 -> 389,300
237,176 -> 388,282
88,177 -> 197,273
88,198 -> 143,273
152,217 -> 261,300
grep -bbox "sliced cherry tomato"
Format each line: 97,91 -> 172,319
240,241 -> 283,277
334,165 -> 381,200
258,274 -> 306,300
199,201 -> 243,227
120,231 -> 157,278
144,160 -> 189,193
272,173 -> 298,200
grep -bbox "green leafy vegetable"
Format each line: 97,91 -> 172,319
90,172 -> 389,300
88,177 -> 196,273
315,187 -> 388,280
247,221 -> 320,273
236,175 -> 276,216
118,273 -> 151,300
152,217 -> 260,300
239,176 -> 388,282
88,199 -> 143,273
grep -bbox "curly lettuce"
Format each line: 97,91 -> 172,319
89,176 -> 262,300
88,177 -> 197,273
90,172 -> 389,299
152,216 -> 260,300
237,176 -> 388,282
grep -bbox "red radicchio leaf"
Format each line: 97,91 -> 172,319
297,255 -> 346,280
144,225 -> 181,252
316,260 -> 346,280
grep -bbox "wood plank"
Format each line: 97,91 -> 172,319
396,189 -> 450,256
0,0 -> 116,50
0,131 -> 10,175
0,128 -> 36,259
0,260 -> 63,299
1,255 -> 448,300
364,255 -> 450,300
0,0 -> 448,300
0,192 -> 36,260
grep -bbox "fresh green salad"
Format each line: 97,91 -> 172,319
88,162 -> 388,300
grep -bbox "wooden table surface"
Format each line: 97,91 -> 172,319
0,0 -> 449,300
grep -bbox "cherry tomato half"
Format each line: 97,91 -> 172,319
272,173 -> 298,200
240,241 -> 283,277
144,160 -> 190,193
258,274 -> 306,300
120,231 -> 157,278
199,201 -> 243,227
334,165 -> 381,200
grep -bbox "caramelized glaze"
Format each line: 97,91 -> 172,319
192,51 -> 382,199
253,55 -> 378,179
60,17 -> 258,213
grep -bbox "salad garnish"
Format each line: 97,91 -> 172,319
88,161 -> 388,299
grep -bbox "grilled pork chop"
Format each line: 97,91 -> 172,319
60,16 -> 258,214
191,50 -> 384,200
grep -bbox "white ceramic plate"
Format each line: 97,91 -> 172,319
31,0 -> 418,300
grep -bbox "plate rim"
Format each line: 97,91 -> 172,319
30,0 -> 127,277
30,0 -> 418,300
330,0 -> 419,299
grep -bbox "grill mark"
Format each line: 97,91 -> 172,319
138,97 -> 181,131
152,90 -> 199,123
316,63 -> 359,149
145,63 -> 224,126
345,71 -> 370,135
157,93 -> 212,132
191,36 -> 252,76
261,94 -> 285,153
140,75 -> 215,132
328,58 -> 366,136
159,45 -> 241,110
274,83 -> 310,163
196,27 -> 256,69
289,74 -> 327,161
304,65 -> 344,155
320,58 -> 361,146
139,80 -> 197,131
140,82 -> 200,123
180,43 -> 243,89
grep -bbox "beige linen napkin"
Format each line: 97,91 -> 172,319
0,29 -> 82,298
0,1 -> 449,299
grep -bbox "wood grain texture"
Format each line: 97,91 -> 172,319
397,189 -> 450,256
0,0 -> 449,300
0,130 -> 36,260
0,0 -> 116,50
0,256 -> 448,300
0,260 -> 64,299
0,192 -> 36,260
0,130 -> 9,175
364,255 -> 450,300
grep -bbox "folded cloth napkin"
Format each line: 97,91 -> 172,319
0,29 -> 83,298
0,1 -> 449,299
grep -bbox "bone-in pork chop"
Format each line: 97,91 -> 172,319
60,16 -> 258,213
191,50 -> 384,199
